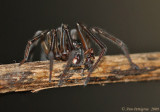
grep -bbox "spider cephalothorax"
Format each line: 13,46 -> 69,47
19,22 -> 139,86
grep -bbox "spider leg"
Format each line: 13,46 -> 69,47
59,24 -> 71,61
58,50 -> 77,86
77,22 -> 107,86
53,28 -> 61,60
76,23 -> 89,51
47,30 -> 56,82
76,23 -> 91,75
58,24 -> 77,86
19,30 -> 48,66
64,26 -> 75,51
91,27 -> 139,70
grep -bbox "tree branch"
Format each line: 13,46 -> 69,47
0,52 -> 160,93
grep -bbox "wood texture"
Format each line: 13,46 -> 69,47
0,52 -> 160,93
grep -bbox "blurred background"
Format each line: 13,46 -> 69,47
0,0 -> 160,112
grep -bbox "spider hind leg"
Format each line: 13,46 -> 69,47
77,22 -> 107,86
91,27 -> 139,70
19,30 -> 48,66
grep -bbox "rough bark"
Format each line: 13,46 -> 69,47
0,52 -> 160,93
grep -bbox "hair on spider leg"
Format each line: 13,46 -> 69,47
19,22 -> 139,86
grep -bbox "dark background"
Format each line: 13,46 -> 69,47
0,0 -> 160,112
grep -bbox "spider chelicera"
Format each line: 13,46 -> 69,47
19,22 -> 139,86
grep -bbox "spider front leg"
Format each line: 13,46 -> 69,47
84,48 -> 106,86
58,25 -> 76,86
91,27 -> 139,70
58,25 -> 85,86
58,50 -> 83,86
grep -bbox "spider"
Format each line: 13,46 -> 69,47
19,22 -> 139,86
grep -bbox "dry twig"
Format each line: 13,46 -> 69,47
0,52 -> 160,93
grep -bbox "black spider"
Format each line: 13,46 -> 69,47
19,22 -> 139,86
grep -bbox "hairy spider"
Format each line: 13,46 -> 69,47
19,22 -> 139,86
